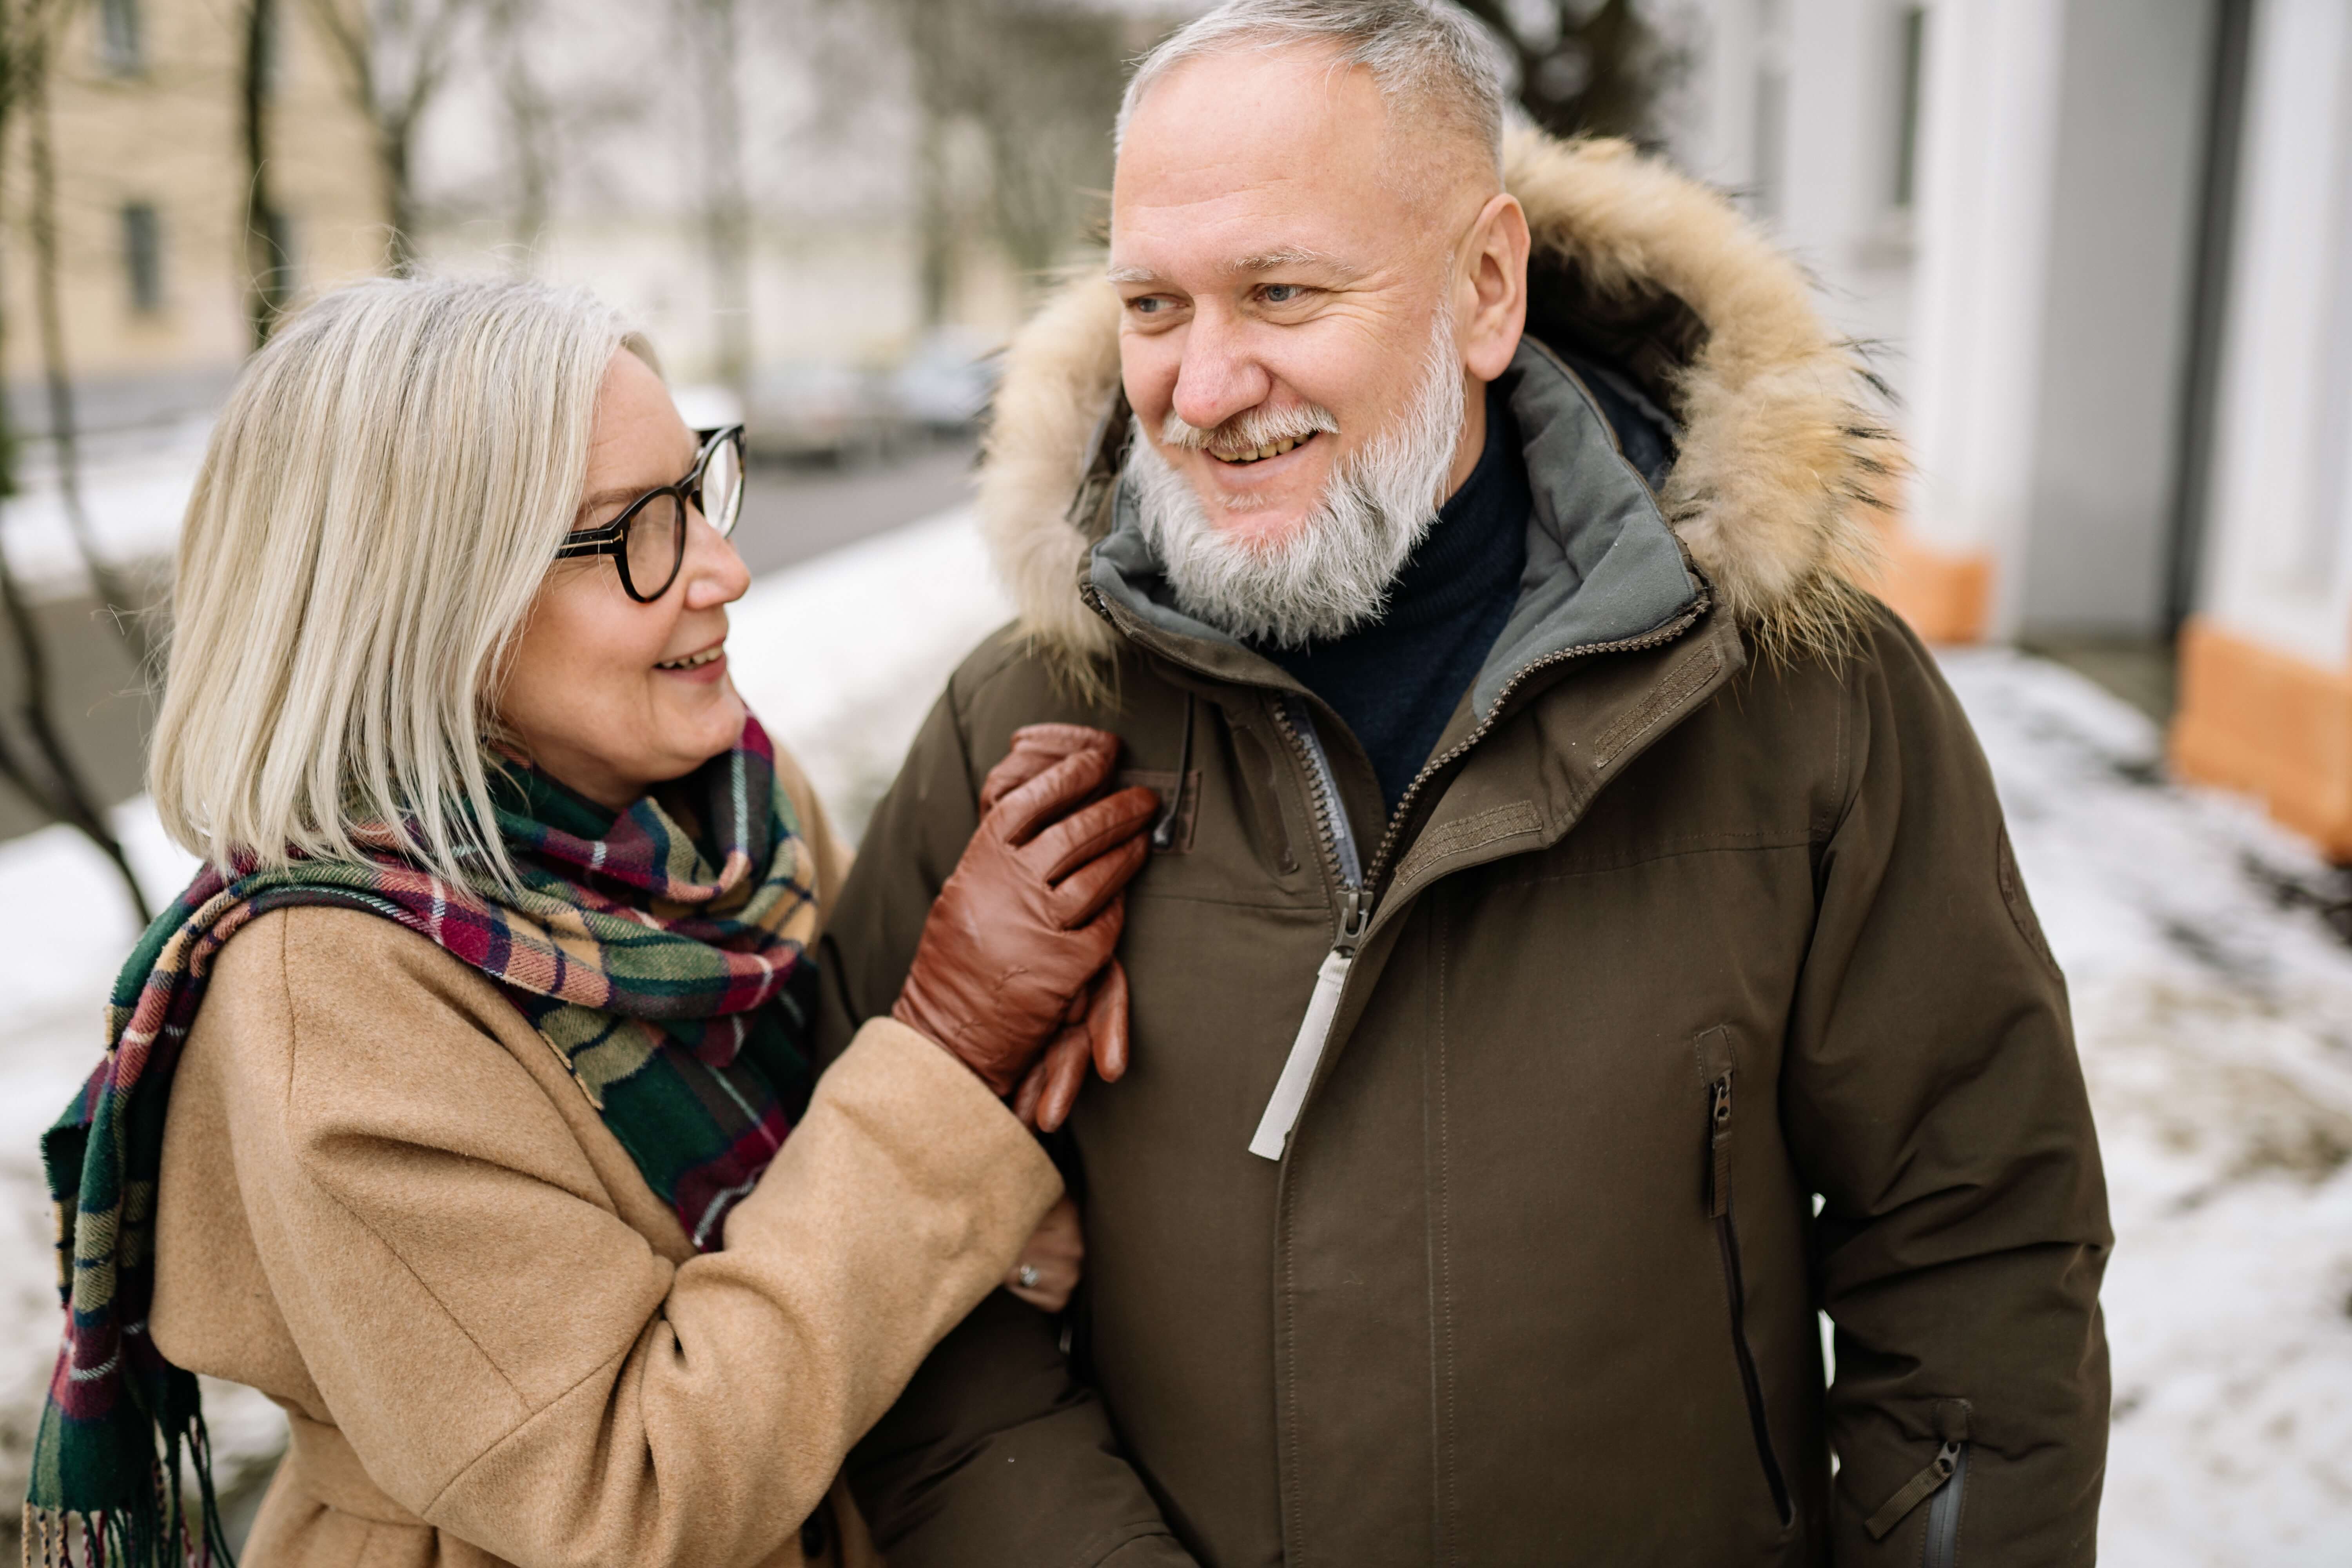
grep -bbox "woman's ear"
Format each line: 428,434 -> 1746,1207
1455,191 -> 1530,383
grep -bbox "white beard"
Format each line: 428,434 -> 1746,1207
1127,313 -> 1469,649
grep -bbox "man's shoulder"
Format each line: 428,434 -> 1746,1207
940,621 -> 1142,734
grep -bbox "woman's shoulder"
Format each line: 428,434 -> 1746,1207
199,905 -> 546,1104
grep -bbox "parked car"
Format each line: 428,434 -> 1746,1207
888,329 -> 1002,434
745,361 -> 899,466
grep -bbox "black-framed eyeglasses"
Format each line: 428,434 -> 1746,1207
554,424 -> 746,602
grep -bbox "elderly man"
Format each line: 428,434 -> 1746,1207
818,2 -> 2111,1563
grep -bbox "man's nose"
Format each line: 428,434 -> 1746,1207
1169,312 -> 1272,434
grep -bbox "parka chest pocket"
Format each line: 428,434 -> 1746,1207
1692,1025 -> 1795,1529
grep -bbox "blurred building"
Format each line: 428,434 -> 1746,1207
1679,0 -> 2352,857
2,0 -> 383,436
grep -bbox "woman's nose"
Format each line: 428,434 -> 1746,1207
680,511 -> 750,608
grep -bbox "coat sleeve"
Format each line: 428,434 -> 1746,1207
235,908 -> 1062,1568
1784,613 -> 2111,1565
817,679 -> 1199,1568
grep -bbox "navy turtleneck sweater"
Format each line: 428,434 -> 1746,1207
1256,380 -> 1531,814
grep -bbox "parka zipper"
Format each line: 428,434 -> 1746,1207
1705,1068 -> 1795,1527
1248,698 -> 1366,1159
1246,599 -> 1708,1160
1864,1401 -> 1973,1559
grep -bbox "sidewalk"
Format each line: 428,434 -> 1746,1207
1,512 -> 2347,1560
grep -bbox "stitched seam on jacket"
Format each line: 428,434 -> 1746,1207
1432,902 -> 1458,1566
1591,644 -> 1724,769
277,913 -> 537,1433
1393,802 -> 1544,886
1494,833 -> 1817,886
422,1338 -> 642,1518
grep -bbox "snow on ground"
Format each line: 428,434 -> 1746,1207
1944,649 -> 2352,1566
0,420 -> 212,600
2,511 -> 2350,1559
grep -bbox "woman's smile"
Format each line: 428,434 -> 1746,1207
656,637 -> 730,681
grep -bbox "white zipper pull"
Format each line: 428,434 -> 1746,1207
1249,889 -> 1368,1161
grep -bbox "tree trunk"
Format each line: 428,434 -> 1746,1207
0,19 -> 151,924
693,0 -> 751,401
243,0 -> 293,347
25,23 -> 151,664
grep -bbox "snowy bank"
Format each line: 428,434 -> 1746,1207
1,512 -> 2349,1562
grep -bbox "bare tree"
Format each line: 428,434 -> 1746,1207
24,10 -> 152,663
1450,0 -> 1690,147
679,0 -> 752,399
0,0 -> 152,922
486,0 -> 554,266
305,0 -> 477,272
889,0 -> 1127,321
243,0 -> 296,345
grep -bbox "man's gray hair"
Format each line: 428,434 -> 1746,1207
1115,0 -> 1509,176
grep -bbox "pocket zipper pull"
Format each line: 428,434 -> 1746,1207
1863,1438 -> 1964,1541
1249,891 -> 1367,1161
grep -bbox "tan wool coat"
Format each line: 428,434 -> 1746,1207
148,750 -> 1063,1567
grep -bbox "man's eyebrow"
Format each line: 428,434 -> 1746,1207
1105,250 -> 1362,287
1226,247 -> 1354,277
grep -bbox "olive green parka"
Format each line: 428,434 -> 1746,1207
816,130 -> 2110,1568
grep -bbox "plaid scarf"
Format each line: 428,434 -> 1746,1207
25,717 -> 819,1566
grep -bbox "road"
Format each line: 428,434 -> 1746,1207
0,437 -> 980,844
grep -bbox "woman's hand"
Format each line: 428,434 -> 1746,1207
980,726 -> 1149,1132
892,727 -> 1157,1097
1004,1194 -> 1083,1312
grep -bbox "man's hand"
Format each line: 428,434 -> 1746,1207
892,727 -> 1157,1097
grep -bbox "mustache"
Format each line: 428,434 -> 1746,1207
1159,400 -> 1340,454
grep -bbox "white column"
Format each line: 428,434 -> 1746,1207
2198,0 -> 2352,669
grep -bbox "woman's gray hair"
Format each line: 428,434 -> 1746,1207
1115,0 -> 1510,174
151,276 -> 648,889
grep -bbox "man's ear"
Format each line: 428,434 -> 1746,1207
1454,191 -> 1530,383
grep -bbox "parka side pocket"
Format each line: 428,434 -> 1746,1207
1693,1025 -> 1793,1528
1862,1398 -> 1972,1564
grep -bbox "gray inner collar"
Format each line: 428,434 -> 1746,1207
1089,338 -> 1699,719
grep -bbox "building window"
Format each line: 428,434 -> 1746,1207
122,203 -> 162,313
98,0 -> 142,74
1891,5 -> 1928,209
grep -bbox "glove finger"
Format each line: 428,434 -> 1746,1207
1011,1053 -> 1051,1129
1050,838 -> 1146,930
1088,958 -> 1130,1082
987,737 -> 1120,846
979,724 -> 1109,814
1024,786 -> 1160,884
1035,1025 -> 1093,1132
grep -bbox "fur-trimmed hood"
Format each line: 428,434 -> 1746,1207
976,129 -> 1898,671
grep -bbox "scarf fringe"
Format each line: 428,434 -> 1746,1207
22,1416 -> 235,1568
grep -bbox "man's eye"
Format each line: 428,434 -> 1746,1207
1261,284 -> 1306,305
1130,296 -> 1169,316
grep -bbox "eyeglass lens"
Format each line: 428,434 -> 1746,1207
621,434 -> 744,599
701,432 -> 744,538
625,492 -> 688,599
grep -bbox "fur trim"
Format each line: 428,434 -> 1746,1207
978,128 -> 1901,674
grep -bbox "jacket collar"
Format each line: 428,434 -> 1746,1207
976,129 -> 1902,695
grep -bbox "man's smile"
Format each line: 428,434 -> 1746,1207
1209,430 -> 1321,466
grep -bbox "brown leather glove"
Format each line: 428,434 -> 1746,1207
893,727 -> 1157,1098
980,726 -> 1147,1131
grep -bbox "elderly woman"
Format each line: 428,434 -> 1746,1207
26,278 -> 1149,1567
